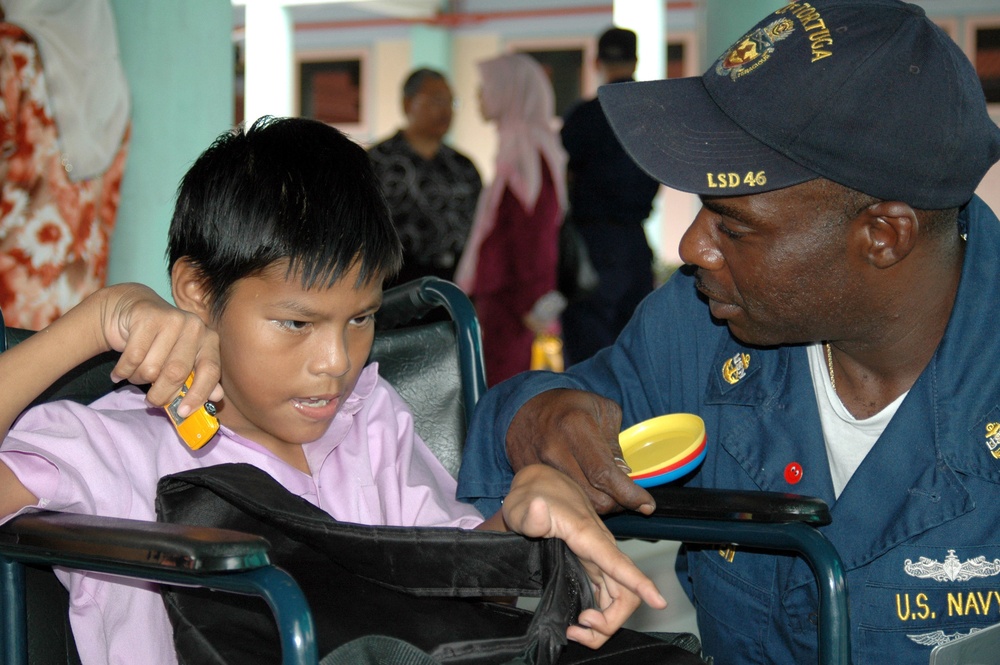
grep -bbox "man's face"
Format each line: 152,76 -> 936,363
678,180 -> 866,347
404,77 -> 454,142
209,260 -> 382,469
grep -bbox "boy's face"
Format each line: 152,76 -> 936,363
209,260 -> 382,470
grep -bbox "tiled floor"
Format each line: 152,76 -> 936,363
617,538 -> 699,636
517,538 -> 700,637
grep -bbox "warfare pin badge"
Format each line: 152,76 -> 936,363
722,352 -> 751,385
986,422 -> 1000,460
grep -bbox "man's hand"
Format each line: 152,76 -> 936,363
506,389 -> 655,515
502,464 -> 666,648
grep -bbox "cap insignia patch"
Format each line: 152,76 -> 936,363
722,352 -> 751,385
715,18 -> 795,81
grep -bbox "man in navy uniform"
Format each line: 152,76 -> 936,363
457,1 -> 1000,662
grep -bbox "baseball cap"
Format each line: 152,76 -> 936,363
598,0 -> 1000,209
598,27 -> 637,63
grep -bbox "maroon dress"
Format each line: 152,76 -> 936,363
472,160 -> 560,386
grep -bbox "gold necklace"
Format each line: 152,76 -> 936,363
824,342 -> 836,391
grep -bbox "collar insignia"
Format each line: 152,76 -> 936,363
722,352 -> 751,385
986,422 -> 1000,460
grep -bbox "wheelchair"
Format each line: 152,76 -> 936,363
0,277 -> 850,664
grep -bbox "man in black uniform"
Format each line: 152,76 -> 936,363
560,28 -> 661,366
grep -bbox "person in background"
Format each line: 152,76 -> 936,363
369,68 -> 481,288
456,1 -> 1000,662
455,53 -> 567,387
559,27 -> 661,366
0,0 -> 131,330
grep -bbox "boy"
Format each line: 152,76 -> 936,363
0,117 -> 665,664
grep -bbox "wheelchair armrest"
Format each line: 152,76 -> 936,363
0,512 -> 318,665
645,485 -> 832,525
604,487 -> 849,665
0,510 -> 271,573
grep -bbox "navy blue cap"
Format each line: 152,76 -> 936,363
598,0 -> 1000,208
598,27 -> 637,62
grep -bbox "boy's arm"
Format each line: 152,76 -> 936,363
0,283 -> 223,518
475,464 -> 666,649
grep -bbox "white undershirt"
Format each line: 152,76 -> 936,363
806,343 -> 908,498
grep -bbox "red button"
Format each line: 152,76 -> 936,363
784,462 -> 803,484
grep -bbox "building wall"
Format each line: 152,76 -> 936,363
109,0 -> 233,299
99,0 -> 1000,289
256,0 -> 1000,266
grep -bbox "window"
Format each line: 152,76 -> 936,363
975,25 -> 1000,104
666,32 -> 699,79
298,58 -> 362,125
518,48 -> 585,118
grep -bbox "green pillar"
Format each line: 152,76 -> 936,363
410,24 -> 452,77
108,0 -> 233,300
703,0 -> 786,67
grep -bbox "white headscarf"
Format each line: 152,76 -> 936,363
454,53 -> 567,292
2,0 -> 130,181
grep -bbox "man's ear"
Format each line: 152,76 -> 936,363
171,258 -> 213,324
854,200 -> 918,269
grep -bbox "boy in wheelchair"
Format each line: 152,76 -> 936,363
0,116 -> 665,664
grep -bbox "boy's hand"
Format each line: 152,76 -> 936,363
96,284 -> 223,415
502,464 -> 667,649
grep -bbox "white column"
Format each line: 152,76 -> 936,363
243,0 -> 294,125
612,0 -> 668,261
612,0 -> 665,82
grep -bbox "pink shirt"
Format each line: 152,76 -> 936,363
0,363 -> 483,665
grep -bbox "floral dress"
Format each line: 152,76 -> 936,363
0,23 -> 129,330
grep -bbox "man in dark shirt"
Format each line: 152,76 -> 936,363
369,68 -> 482,287
560,28 -> 661,366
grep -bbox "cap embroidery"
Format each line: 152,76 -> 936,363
715,18 -> 795,81
722,352 -> 751,385
774,2 -> 835,62
987,422 -> 1000,460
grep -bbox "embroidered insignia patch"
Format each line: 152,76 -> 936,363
722,352 -> 751,385
904,550 -> 1000,582
715,18 -> 795,81
907,627 -> 984,647
986,422 -> 1000,460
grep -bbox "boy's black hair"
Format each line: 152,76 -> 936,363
168,116 -> 402,317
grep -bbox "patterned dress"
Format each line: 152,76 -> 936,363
0,23 -> 129,330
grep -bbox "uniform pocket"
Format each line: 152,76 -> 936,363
686,547 -> 773,663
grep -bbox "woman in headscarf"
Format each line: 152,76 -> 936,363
455,53 -> 567,386
0,0 -> 131,330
